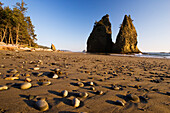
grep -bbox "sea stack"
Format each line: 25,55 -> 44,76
114,15 -> 141,53
87,14 -> 113,53
51,43 -> 56,51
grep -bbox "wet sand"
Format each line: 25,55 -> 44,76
0,50 -> 170,113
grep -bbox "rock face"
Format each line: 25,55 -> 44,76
114,15 -> 141,53
86,14 -> 141,53
87,14 -> 113,53
51,44 -> 56,51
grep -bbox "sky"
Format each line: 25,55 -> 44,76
1,0 -> 170,52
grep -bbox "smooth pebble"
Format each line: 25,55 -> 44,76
61,90 -> 68,97
33,67 -> 40,71
79,92 -> 88,98
36,98 -> 49,111
52,74 -> 58,79
72,98 -> 80,108
0,85 -> 8,91
25,78 -> 32,82
5,77 -> 19,80
77,82 -> 84,87
127,94 -> 140,102
20,82 -> 32,89
116,100 -> 125,106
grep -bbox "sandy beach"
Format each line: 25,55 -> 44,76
0,50 -> 170,113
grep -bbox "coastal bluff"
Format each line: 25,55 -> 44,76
87,14 -> 141,53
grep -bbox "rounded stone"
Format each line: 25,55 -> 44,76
52,74 -> 58,79
116,100 -> 125,106
14,74 -> 20,77
77,82 -> 84,87
79,92 -> 88,98
88,81 -> 94,86
25,78 -> 31,82
36,98 -> 49,111
72,98 -> 80,108
127,94 -> 140,102
90,87 -> 95,91
10,69 -> 18,73
20,82 -> 32,90
5,77 -> 19,80
33,67 -> 40,71
96,90 -> 103,95
112,85 -> 120,90
61,90 -> 68,97
0,85 -> 8,91
25,73 -> 30,77
42,81 -> 51,86
54,68 -> 60,73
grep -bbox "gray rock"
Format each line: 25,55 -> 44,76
36,98 -> 49,111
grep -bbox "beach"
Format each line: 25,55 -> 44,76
0,50 -> 170,113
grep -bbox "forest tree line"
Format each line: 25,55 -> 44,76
0,0 -> 37,47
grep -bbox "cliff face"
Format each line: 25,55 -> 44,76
87,14 -> 113,53
114,15 -> 141,53
87,14 -> 141,53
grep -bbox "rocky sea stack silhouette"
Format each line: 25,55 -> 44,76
87,14 -> 113,53
87,14 -> 141,53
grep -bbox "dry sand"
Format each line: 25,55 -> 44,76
0,50 -> 170,113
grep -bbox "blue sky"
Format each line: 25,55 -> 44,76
1,0 -> 170,52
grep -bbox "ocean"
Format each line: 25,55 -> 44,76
110,52 -> 170,59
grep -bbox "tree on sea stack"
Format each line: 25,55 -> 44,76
51,43 -> 56,51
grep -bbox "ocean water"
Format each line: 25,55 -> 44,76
111,52 -> 170,59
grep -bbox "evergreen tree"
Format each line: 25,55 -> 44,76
0,0 -> 37,46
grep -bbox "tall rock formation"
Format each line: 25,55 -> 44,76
51,43 -> 56,51
87,14 -> 113,53
114,15 -> 141,53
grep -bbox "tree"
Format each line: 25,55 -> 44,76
0,0 -> 37,46
15,0 -> 27,14
0,6 -> 13,43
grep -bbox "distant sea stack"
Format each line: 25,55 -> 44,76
114,15 -> 141,53
86,14 -> 141,53
87,14 -> 113,53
